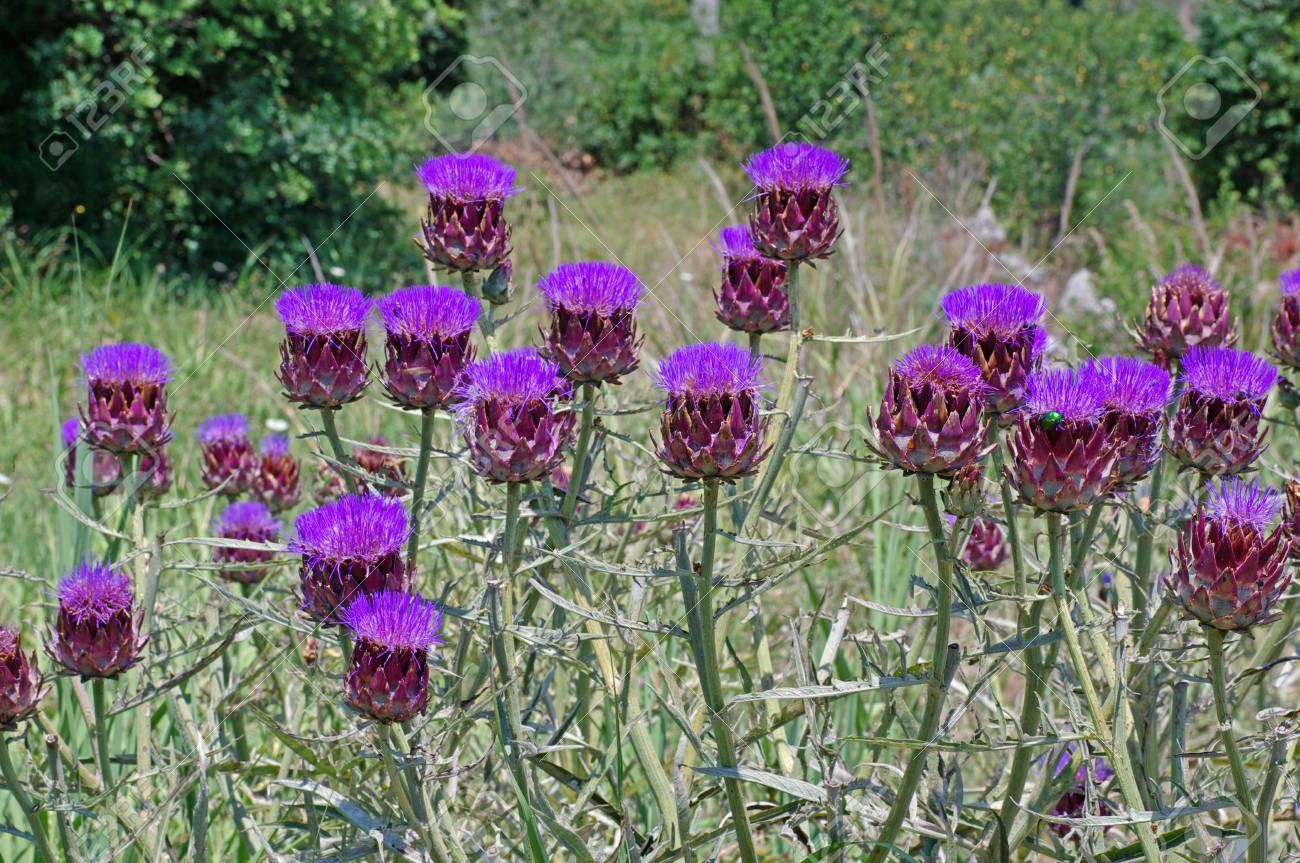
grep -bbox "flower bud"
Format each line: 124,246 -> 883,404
941,283 -> 1047,416
1168,346 -> 1275,477
275,283 -> 371,409
196,413 -> 256,495
416,153 -> 516,273
62,417 -> 122,497
252,434 -> 302,513
51,560 -> 146,679
291,495 -> 410,624
214,501 -> 281,584
1083,356 -> 1171,488
0,627 -> 47,728
342,591 -> 443,724
712,225 -> 790,334
80,342 -> 174,455
1269,269 -> 1300,369
539,261 -> 643,385
377,285 -> 480,410
743,143 -> 847,261
1136,264 -> 1238,366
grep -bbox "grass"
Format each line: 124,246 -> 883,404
0,159 -> 1297,861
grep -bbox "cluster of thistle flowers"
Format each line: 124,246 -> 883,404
266,143 -> 847,723
872,266 -> 1296,627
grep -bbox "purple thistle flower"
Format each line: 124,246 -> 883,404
454,348 -> 575,483
743,143 -> 849,192
653,342 -> 764,398
341,590 -> 444,723
0,625 -> 46,729
196,413 -> 256,495
251,434 -> 301,513
713,225 -> 790,334
341,590 -> 444,650
214,501 -> 280,584
51,559 -> 144,678
1136,264 -> 1237,365
868,345 -> 988,476
80,342 -> 174,455
1084,356 -> 1171,487
1170,346 -> 1274,476
538,262 -> 644,384
61,417 -> 80,450
417,153 -> 516,273
1272,270 -> 1300,370
1167,476 -> 1292,630
744,143 -> 846,261
415,153 -> 519,201
1182,346 -> 1277,402
275,284 -> 371,408
291,495 -> 411,623
941,284 -> 1047,415
654,343 -> 770,480
1021,367 -> 1110,423
377,285 -> 481,409
940,283 -> 1047,337
260,434 -> 290,457
1205,476 -> 1281,532
1007,367 -> 1118,512
81,342 -> 173,385
537,262 -> 643,316
275,283 -> 372,336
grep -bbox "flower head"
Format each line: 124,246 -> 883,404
714,225 -> 762,261
537,262 -> 643,316
653,342 -> 764,399
416,153 -> 519,202
290,495 -> 409,565
1085,356 -> 1171,416
260,434 -> 290,457
61,418 -> 80,449
1137,264 -> 1238,364
1280,269 -> 1300,298
196,413 -> 249,445
1162,264 -> 1221,295
1205,477 -> 1281,533
940,283 -> 1047,338
58,560 -> 132,625
893,344 -> 988,395
216,500 -> 281,538
1021,367 -> 1110,424
454,348 -> 571,424
275,284 -> 372,336
1181,346 -> 1276,402
81,342 -> 173,385
743,143 -> 849,192
341,591 -> 444,651
0,626 -> 46,728
376,285 -> 481,340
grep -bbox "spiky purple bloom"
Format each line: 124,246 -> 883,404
538,262 -> 644,384
1166,477 -> 1291,631
61,417 -> 122,497
653,342 -> 770,480
744,143 -> 846,261
713,225 -> 790,334
275,284 -> 371,409
1084,356 -> 1171,487
0,627 -> 46,729
1270,269 -> 1300,369
417,153 -> 516,273
196,413 -> 256,495
342,591 -> 444,723
214,501 -> 281,584
1007,368 -> 1118,512
941,284 -> 1048,415
1136,264 -> 1238,366
291,495 -> 411,624
1169,346 -> 1275,476
51,560 -> 144,679
252,434 -> 301,513
454,348 -> 576,483
80,342 -> 174,455
867,345 -> 988,475
377,285 -> 480,409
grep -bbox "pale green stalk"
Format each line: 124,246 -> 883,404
0,737 -> 57,863
561,383 -> 597,524
406,407 -> 436,571
1206,627 -> 1259,861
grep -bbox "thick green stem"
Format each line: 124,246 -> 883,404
561,383 -> 596,525
998,599 -> 1049,834
1206,627 -> 1258,857
747,331 -> 762,360
786,261 -> 801,338
318,409 -> 359,495
462,272 -> 497,351
91,678 -> 112,788
1255,737 -> 1284,863
378,725 -> 449,863
0,737 -> 57,863
406,407 -> 436,572
1048,513 -> 1161,863
1132,456 -> 1164,623
990,444 -> 1027,608
867,473 -> 957,863
689,480 -> 759,863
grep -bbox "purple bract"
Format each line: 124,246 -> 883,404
80,342 -> 175,455
342,590 -> 444,723
377,285 -> 480,409
744,143 -> 846,261
291,495 -> 411,623
539,262 -> 644,384
941,284 -> 1048,415
51,559 -> 144,678
275,284 -> 371,408
1169,346 -> 1274,476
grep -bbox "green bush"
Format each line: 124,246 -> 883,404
1189,0 -> 1300,205
1,0 -> 458,274
472,0 -> 1188,227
